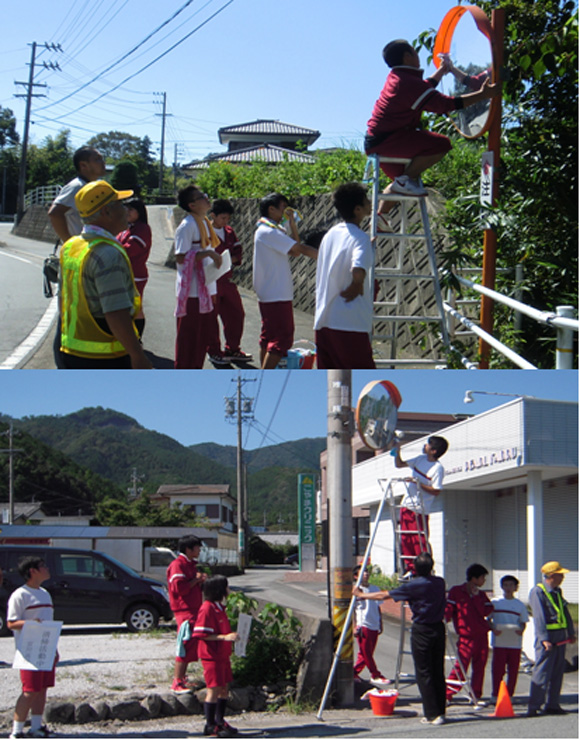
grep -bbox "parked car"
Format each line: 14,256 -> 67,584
0,545 -> 173,636
284,552 -> 299,566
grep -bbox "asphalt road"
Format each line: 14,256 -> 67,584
0,566 -> 577,738
0,208 -> 317,370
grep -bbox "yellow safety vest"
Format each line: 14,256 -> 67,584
60,234 -> 140,359
538,583 -> 567,630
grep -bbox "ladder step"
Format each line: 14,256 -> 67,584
378,193 -> 426,202
395,529 -> 429,535
374,359 -> 447,367
374,272 -> 435,280
372,232 -> 428,240
372,315 -> 443,323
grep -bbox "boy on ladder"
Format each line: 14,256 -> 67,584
392,436 -> 448,574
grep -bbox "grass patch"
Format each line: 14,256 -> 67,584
109,685 -> 127,691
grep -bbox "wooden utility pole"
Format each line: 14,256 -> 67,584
479,8 -> 505,367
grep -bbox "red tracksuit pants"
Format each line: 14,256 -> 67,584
492,647 -> 521,697
400,507 -> 430,572
354,627 -> 383,679
446,635 -> 489,700
207,276 -> 245,355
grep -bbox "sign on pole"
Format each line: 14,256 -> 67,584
480,151 -> 494,228
298,474 -> 316,572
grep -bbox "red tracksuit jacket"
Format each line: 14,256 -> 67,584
445,584 -> 493,639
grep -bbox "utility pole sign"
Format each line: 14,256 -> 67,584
298,474 -> 316,572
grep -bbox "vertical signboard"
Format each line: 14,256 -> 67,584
480,151 -> 494,229
298,474 -> 316,572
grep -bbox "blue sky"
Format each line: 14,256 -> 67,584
0,370 -> 576,450
2,0 -> 491,164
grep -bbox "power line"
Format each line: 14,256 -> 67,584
255,370 -> 292,451
47,0 -> 235,121
36,0 -> 198,113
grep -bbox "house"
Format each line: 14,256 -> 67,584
348,397 -> 578,602
183,119 -> 320,170
0,504 -> 91,527
153,484 -> 236,533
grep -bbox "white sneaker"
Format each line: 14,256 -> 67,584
421,716 -> 445,725
390,175 -> 428,197
370,676 -> 392,689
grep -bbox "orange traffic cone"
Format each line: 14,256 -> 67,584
492,681 -> 515,718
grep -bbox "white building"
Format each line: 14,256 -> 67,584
352,398 -> 578,602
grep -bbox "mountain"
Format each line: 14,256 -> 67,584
0,419 -> 124,516
190,437 -> 326,472
3,408 -> 325,529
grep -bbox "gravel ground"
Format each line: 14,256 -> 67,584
0,626 -> 180,712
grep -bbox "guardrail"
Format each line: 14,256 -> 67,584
24,185 -> 62,208
199,547 -> 237,566
447,274 -> 578,369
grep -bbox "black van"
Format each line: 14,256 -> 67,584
0,545 -> 173,636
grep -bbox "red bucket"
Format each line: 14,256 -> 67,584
368,689 -> 398,716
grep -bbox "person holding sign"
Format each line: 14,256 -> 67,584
7,557 -> 58,739
174,185 -> 223,369
193,576 -> 240,738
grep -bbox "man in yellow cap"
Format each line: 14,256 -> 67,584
56,180 -> 152,369
527,561 -> 576,716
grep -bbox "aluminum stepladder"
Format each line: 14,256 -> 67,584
363,154 -> 450,367
380,476 -> 432,691
316,476 -> 409,721
380,476 -> 479,706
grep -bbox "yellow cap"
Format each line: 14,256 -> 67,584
541,561 -> 570,576
75,180 -> 133,219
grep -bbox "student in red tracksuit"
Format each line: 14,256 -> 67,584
364,39 -> 499,226
445,563 -> 494,703
166,535 -> 207,693
207,199 -> 252,365
193,576 -> 240,739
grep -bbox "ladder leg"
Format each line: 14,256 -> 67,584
419,196 -> 450,347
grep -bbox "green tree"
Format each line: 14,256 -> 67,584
417,0 -> 578,367
111,160 -> 139,192
26,129 -> 76,188
0,106 -> 19,149
0,108 -> 20,213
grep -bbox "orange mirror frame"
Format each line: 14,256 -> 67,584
433,4 -> 500,139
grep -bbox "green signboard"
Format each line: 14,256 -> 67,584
298,474 -> 316,571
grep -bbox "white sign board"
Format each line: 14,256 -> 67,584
234,613 -> 252,658
13,621 -> 62,671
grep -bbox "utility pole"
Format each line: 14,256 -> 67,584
173,142 -> 184,194
0,422 -> 25,524
154,92 -> 171,196
224,375 -> 255,569
327,370 -> 354,707
14,42 -> 62,223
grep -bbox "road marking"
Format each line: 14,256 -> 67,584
0,250 -> 32,265
0,296 -> 59,370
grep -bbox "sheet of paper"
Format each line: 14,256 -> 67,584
204,248 -> 231,285
235,613 -> 252,658
13,621 -> 63,671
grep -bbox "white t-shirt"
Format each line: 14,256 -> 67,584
7,585 -> 54,650
174,214 -> 217,298
490,596 -> 529,649
355,584 -> 383,631
400,454 -> 444,514
314,222 -> 373,333
52,176 -> 87,238
252,222 -> 296,302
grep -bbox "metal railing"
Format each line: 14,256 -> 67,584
199,547 -> 237,566
446,274 -> 578,369
24,185 -> 62,208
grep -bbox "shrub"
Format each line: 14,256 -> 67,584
226,592 -> 303,686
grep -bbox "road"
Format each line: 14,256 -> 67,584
0,566 -> 576,738
0,208 -> 317,370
